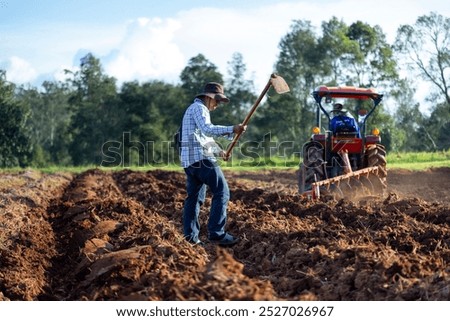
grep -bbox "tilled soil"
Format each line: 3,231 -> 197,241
0,167 -> 449,301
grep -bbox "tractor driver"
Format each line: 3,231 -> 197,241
330,103 -> 360,137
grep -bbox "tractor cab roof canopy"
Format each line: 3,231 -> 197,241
312,86 -> 384,135
313,85 -> 383,104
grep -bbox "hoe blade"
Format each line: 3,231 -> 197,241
270,73 -> 290,94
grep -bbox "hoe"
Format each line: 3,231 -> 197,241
225,73 -> 290,159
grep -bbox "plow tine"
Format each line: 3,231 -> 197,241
351,175 -> 372,197
334,182 -> 345,198
342,178 -> 353,196
350,176 -> 363,188
369,172 -> 387,191
360,175 -> 375,194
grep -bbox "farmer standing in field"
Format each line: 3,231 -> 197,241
180,82 -> 246,247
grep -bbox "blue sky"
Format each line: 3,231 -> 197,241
1,0 -> 448,106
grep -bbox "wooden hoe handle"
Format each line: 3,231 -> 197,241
224,78 -> 272,159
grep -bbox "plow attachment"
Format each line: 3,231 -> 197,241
303,166 -> 387,200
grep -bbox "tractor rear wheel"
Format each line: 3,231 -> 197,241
298,142 -> 326,193
365,144 -> 387,191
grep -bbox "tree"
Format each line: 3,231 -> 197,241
141,81 -> 187,164
41,81 -> 73,164
0,70 -> 32,167
222,52 -> 256,124
179,54 -> 224,102
319,17 -> 354,85
344,21 -> 398,89
319,17 -> 399,90
392,79 -> 426,151
436,118 -> 450,150
66,53 -> 120,165
269,20 -> 322,148
427,102 -> 450,150
395,12 -> 450,151
118,80 -> 186,166
17,81 -> 73,166
395,12 -> 450,105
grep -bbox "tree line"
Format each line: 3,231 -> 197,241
1,12 -> 449,168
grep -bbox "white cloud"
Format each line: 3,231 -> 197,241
103,17 -> 185,84
2,56 -> 38,84
97,4 -> 321,89
174,4 -> 309,89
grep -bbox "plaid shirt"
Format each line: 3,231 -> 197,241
180,98 -> 234,168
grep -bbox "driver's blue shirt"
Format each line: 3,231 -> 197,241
330,113 -> 360,137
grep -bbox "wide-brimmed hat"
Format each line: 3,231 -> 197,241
332,103 -> 347,113
196,82 -> 230,103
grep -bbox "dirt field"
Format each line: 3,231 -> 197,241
0,167 -> 449,301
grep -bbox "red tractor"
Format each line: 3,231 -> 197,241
298,86 -> 387,199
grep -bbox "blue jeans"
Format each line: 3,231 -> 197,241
183,159 -> 230,242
